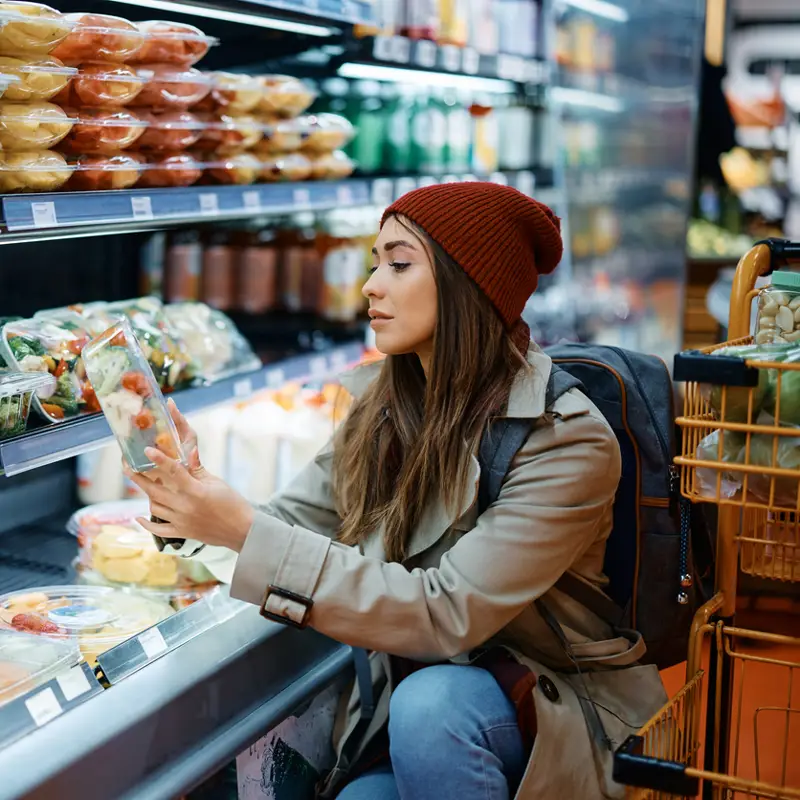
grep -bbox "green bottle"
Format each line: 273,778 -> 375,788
349,80 -> 385,175
385,84 -> 413,174
445,88 -> 472,173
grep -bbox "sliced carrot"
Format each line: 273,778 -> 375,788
53,359 -> 67,378
109,332 -> 126,347
82,385 -> 101,413
41,403 -> 65,419
133,409 -> 155,430
154,431 -> 179,459
121,372 -> 152,397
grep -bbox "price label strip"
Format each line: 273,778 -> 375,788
131,196 -> 154,221
31,201 -> 58,228
199,193 -> 219,216
243,190 -> 261,211
371,178 -> 394,207
415,39 -> 437,69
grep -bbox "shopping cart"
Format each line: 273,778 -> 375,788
613,240 -> 800,799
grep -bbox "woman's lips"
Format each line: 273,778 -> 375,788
369,317 -> 392,329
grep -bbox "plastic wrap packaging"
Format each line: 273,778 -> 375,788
131,20 -> 216,66
0,149 -> 72,191
0,314 -> 96,422
300,113 -> 355,154
51,13 -> 145,63
0,2 -> 71,56
130,64 -> 211,110
0,629 -> 79,707
57,107 -> 146,154
695,429 -> 746,499
258,151 -> 312,182
255,116 -> 307,154
64,153 -> 142,190
0,54 -> 74,101
309,150 -> 356,180
255,75 -> 315,118
0,370 -> 55,437
202,152 -> 260,185
0,586 -> 173,665
54,62 -> 147,107
133,151 -> 202,188
194,71 -> 261,114
132,108 -> 203,151
162,302 -> 261,382
193,111 -> 261,154
0,100 -> 73,149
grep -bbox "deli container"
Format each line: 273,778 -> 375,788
202,152 -> 260,185
57,107 -> 146,154
309,150 -> 355,180
133,151 -> 202,188
0,370 -> 55,436
0,148 -> 72,191
300,113 -> 355,154
255,116 -> 308,154
0,629 -> 80,708
131,20 -> 216,66
193,111 -> 261,153
132,108 -> 203,151
0,585 -> 173,666
162,302 -> 261,381
130,64 -> 212,110
755,272 -> 800,345
51,12 -> 145,63
0,314 -> 96,422
82,318 -> 187,472
194,71 -> 261,114
54,62 -> 147,107
0,54 -> 74,101
258,151 -> 312,182
255,75 -> 315,118
0,2 -> 72,56
0,100 -> 73,149
64,152 -> 142,190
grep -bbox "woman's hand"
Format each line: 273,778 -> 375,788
125,399 -> 254,552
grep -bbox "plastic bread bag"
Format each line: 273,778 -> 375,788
695,429 -> 745,500
742,412 -> 800,509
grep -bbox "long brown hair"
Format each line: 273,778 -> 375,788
332,215 -> 528,562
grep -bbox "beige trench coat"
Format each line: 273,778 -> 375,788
230,344 -> 668,799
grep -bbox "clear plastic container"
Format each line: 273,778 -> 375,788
301,113 -> 355,154
0,629 -> 79,707
0,2 -> 71,56
131,20 -> 216,66
202,152 -> 260,185
133,151 -> 202,188
255,116 -> 308,154
0,370 -> 55,436
0,148 -> 72,191
54,62 -> 147,107
258,152 -> 312,182
755,271 -> 800,345
255,75 -> 315,118
193,111 -> 261,154
194,71 -> 261,114
162,302 -> 261,382
64,152 -> 142,191
133,108 -> 203,151
82,318 -> 187,472
309,150 -> 356,180
0,314 -> 96,422
0,586 -> 173,666
0,54 -> 74,101
0,100 -> 73,149
51,13 -> 145,63
57,107 -> 146,154
130,64 -> 212,110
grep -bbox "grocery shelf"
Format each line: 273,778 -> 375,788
565,168 -> 690,205
0,341 -> 365,477
246,0 -> 374,25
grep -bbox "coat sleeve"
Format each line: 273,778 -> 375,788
231,413 -> 621,661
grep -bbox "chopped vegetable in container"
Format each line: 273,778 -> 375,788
0,2 -> 72,56
0,54 -> 74,102
131,20 -> 216,66
51,12 -> 145,63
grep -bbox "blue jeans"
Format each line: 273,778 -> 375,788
337,664 -> 527,800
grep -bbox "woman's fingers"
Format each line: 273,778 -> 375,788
144,447 -> 196,492
168,399 -> 197,447
136,516 -> 178,538
148,501 -> 174,521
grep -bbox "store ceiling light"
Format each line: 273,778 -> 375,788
337,62 -> 516,93
550,86 -> 623,112
560,0 -> 628,23
104,0 -> 336,36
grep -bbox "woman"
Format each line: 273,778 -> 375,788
129,182 -> 662,799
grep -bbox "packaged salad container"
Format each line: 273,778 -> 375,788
0,54 -> 74,102
258,151 -> 312,182
82,318 -> 187,473
0,2 -> 72,56
0,586 -> 173,666
57,107 -> 146,154
309,150 -> 355,180
132,151 -> 203,188
0,314 -> 96,422
131,20 -> 216,66
130,64 -> 212,110
0,100 -> 73,149
194,71 -> 261,114
51,12 -> 145,64
255,75 -> 315,118
0,149 -> 72,191
193,111 -> 261,154
202,152 -> 260,185
162,302 -> 261,382
0,369 -> 55,436
63,152 -> 142,191
301,113 -> 355,154
0,629 -> 80,708
132,108 -> 203,151
54,62 -> 147,107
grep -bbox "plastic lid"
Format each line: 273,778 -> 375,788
73,63 -> 149,84
62,12 -> 144,36
141,108 -> 205,130
67,106 -> 147,128
67,498 -> 149,536
134,64 -> 212,85
0,369 -> 55,398
0,100 -> 75,123
0,2 -> 69,23
0,150 -> 70,170
0,628 -> 79,706
137,19 -> 217,44
66,153 -> 142,171
771,270 -> 800,290
0,57 -> 75,77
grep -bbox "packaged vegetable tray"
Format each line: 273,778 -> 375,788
201,152 -> 260,185
0,2 -> 72,56
129,63 -> 212,110
0,628 -> 80,708
132,151 -> 202,188
130,20 -> 217,66
0,54 -> 74,102
0,369 -> 55,436
57,106 -> 146,154
51,12 -> 145,64
0,100 -> 74,149
63,152 -> 142,191
132,108 -> 204,152
53,62 -> 147,107
0,585 -> 173,666
0,149 -> 72,191
194,71 -> 261,114
255,75 -> 315,118
193,111 -> 262,154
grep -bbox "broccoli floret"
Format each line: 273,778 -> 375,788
8,336 -> 45,360
46,372 -> 79,416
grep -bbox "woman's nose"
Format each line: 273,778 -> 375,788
362,269 -> 385,299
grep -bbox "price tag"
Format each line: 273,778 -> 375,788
442,174 -> 460,184
524,60 -> 547,84
309,356 -> 328,377
293,187 -> 311,208
371,178 -> 394,207
233,378 -> 253,398
56,666 -> 92,702
265,368 -> 285,389
31,201 -> 57,228
489,172 -> 508,185
497,54 -> 523,81
138,627 -> 168,659
199,193 -> 219,215
243,190 -> 261,210
462,47 -> 480,75
373,35 -> 393,61
330,349 -> 349,372
441,45 -> 461,72
337,185 -> 354,205
415,39 -> 437,68
25,688 -> 62,727
516,170 -> 536,197
395,177 -> 417,198
417,175 -> 437,188
131,196 -> 153,220
389,36 -> 410,63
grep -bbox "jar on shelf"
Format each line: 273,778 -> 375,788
237,229 -> 278,314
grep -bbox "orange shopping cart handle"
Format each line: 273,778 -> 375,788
673,351 -> 760,386
613,735 -> 700,796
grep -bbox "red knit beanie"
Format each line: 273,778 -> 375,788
381,182 -> 563,328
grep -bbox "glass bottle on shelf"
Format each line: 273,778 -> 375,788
165,230 -> 202,302
349,80 -> 385,175
471,93 -> 499,175
445,88 -> 472,173
201,230 -> 237,311
237,228 -> 278,314
384,84 -> 413,174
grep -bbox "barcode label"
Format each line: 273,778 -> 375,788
371,178 -> 394,207
243,190 -> 260,210
138,627 -> 168,659
25,688 -> 62,727
462,48 -> 480,74
293,188 -> 311,207
373,36 -> 392,60
131,196 -> 153,220
31,201 -> 57,228
199,193 -> 219,215
56,666 -> 92,702
415,40 -> 437,68
233,378 -> 253,398
441,45 -> 461,71
389,36 -> 410,63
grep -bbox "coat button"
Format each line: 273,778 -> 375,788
538,675 -> 560,702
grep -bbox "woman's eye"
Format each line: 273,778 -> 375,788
369,265 -> 378,274
389,262 -> 410,272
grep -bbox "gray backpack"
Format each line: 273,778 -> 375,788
478,343 -> 711,669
